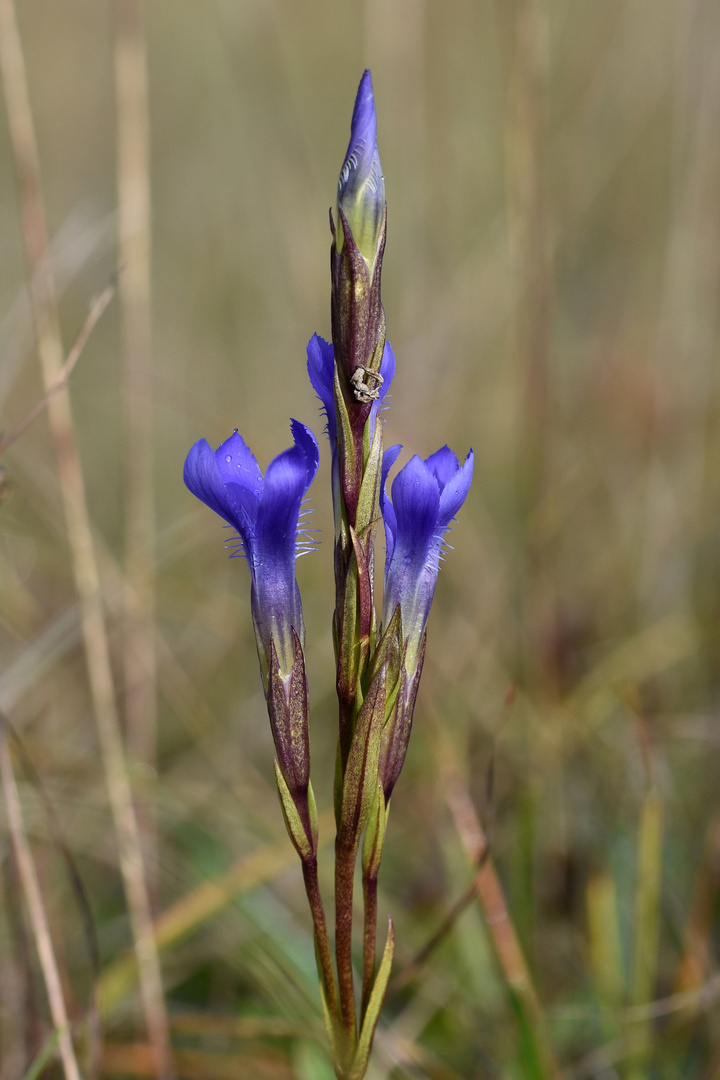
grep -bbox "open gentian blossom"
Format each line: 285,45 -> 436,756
381,445 -> 474,673
183,420 -> 319,683
337,69 -> 384,267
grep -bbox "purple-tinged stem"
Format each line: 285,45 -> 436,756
301,854 -> 339,1024
361,867 -> 378,1020
335,836 -> 359,1047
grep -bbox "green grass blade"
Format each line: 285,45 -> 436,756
627,788 -> 663,1080
21,1027 -> 65,1080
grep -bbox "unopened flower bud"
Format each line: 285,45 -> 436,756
337,69 -> 385,271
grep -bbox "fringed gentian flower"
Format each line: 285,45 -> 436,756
183,420 -> 319,686
381,445 -> 474,674
337,68 -> 384,268
376,445 -> 473,802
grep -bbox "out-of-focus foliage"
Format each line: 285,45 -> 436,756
0,0 -> 719,1077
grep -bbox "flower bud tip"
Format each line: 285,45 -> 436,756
337,69 -> 385,267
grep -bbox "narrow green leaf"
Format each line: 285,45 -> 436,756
627,788 -> 663,1080
21,1027 -> 64,1080
587,870 -> 624,1039
294,1039 -> 337,1080
632,789 -> 663,1003
508,988 -> 547,1080
350,918 -> 395,1079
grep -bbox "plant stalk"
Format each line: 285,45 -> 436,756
361,867 -> 378,1020
301,854 -> 339,1022
335,836 -> 359,1048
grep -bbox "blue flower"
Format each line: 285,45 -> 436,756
306,334 -> 338,447
381,445 -> 474,672
337,69 -> 385,267
183,420 -> 319,682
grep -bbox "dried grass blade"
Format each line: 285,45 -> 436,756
0,731 -> 82,1080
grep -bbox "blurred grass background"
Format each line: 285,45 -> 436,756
0,0 -> 719,1077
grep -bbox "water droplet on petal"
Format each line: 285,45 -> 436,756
225,455 -> 232,463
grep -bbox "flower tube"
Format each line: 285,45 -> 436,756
375,445 -> 473,802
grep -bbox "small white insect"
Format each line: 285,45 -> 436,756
350,364 -> 384,404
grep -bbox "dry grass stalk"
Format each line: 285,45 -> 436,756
114,0 -> 158,873
0,283 -> 116,456
0,731 -> 82,1080
0,1 -> 173,1075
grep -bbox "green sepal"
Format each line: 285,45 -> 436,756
383,674 -> 401,726
367,605 -> 402,701
268,631 -> 310,793
378,633 -> 426,801
334,362 -> 355,466
336,547 -> 359,703
334,362 -> 357,530
273,761 -> 312,860
338,666 -> 386,848
361,780 -> 387,879
251,609 -> 270,691
307,780 -> 319,851
350,918 -> 395,1079
356,410 -> 383,535
349,526 -> 372,677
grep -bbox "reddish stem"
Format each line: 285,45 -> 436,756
301,855 -> 338,1024
335,836 -> 358,1047
361,868 -> 378,1020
